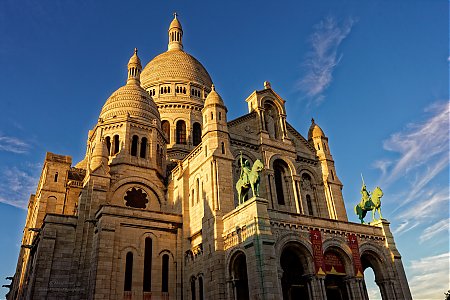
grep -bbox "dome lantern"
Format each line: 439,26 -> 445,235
127,48 -> 142,85
168,12 -> 183,51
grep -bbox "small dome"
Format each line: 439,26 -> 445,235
99,84 -> 160,122
169,15 -> 182,30
204,84 -> 224,107
308,118 -> 326,139
128,48 -> 142,68
100,50 -> 159,123
141,50 -> 212,88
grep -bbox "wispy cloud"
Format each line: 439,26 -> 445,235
420,218 -> 450,243
398,187 -> 449,221
378,101 -> 449,188
297,16 -> 355,105
0,166 -> 40,209
408,252 -> 450,299
392,220 -> 420,236
0,134 -> 30,153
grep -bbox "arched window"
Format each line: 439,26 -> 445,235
198,277 -> 204,300
196,178 -> 200,203
162,254 -> 169,293
105,136 -> 111,155
193,122 -> 202,146
191,277 -> 196,300
143,238 -> 152,292
218,112 -> 222,120
131,135 -> 138,156
124,252 -> 133,292
183,87 -> 186,94
176,120 -> 186,144
273,159 -> 289,205
54,172 -> 58,182
140,137 -> 147,158
113,135 -> 120,155
162,120 -> 170,143
168,86 -> 171,93
221,142 -> 225,154
306,195 -> 314,216
330,169 -> 335,181
230,252 -> 249,300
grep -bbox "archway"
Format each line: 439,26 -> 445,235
280,243 -> 310,300
229,251 -> 249,300
361,250 -> 388,299
323,248 -> 350,300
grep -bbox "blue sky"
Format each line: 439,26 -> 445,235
0,1 -> 448,299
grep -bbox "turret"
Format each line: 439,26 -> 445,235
202,84 -> 228,137
127,48 -> 142,84
168,13 -> 183,51
89,132 -> 109,173
308,118 -> 347,220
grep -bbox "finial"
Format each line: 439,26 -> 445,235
173,12 -> 178,18
264,81 -> 271,89
311,118 -> 315,124
211,84 -> 215,91
134,48 -> 138,54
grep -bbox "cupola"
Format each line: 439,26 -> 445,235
127,48 -> 142,84
168,13 -> 183,51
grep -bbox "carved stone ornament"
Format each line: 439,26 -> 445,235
124,187 -> 149,208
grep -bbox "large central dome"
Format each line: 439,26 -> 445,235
141,50 -> 212,88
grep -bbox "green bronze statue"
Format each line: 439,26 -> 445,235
354,175 -> 383,224
236,151 -> 264,204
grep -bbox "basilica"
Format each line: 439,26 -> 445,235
8,15 -> 412,300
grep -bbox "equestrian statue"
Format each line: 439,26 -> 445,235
235,151 -> 264,205
354,175 -> 384,224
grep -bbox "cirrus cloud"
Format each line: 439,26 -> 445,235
297,16 -> 355,105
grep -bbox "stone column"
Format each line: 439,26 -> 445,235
265,170 -> 274,209
308,275 -> 326,300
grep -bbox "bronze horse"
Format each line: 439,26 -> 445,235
354,186 -> 383,224
236,159 -> 264,204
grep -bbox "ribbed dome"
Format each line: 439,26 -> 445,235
204,84 -> 224,107
99,84 -> 160,122
308,118 -> 326,140
141,50 -> 212,88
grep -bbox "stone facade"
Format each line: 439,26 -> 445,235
8,15 -> 412,300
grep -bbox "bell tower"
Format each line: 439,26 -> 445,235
308,118 -> 347,220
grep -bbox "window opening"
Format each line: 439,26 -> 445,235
131,135 -> 138,156
124,252 -> 133,291
143,238 -> 152,292
176,120 -> 186,144
162,254 -> 169,292
140,137 -> 147,158
193,122 -> 202,146
113,135 -> 120,155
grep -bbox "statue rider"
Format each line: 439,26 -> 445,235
360,182 -> 371,210
240,151 -> 251,186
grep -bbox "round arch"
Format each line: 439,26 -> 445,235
261,96 -> 286,115
267,154 -> 297,176
228,250 -> 250,300
109,176 -> 165,206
